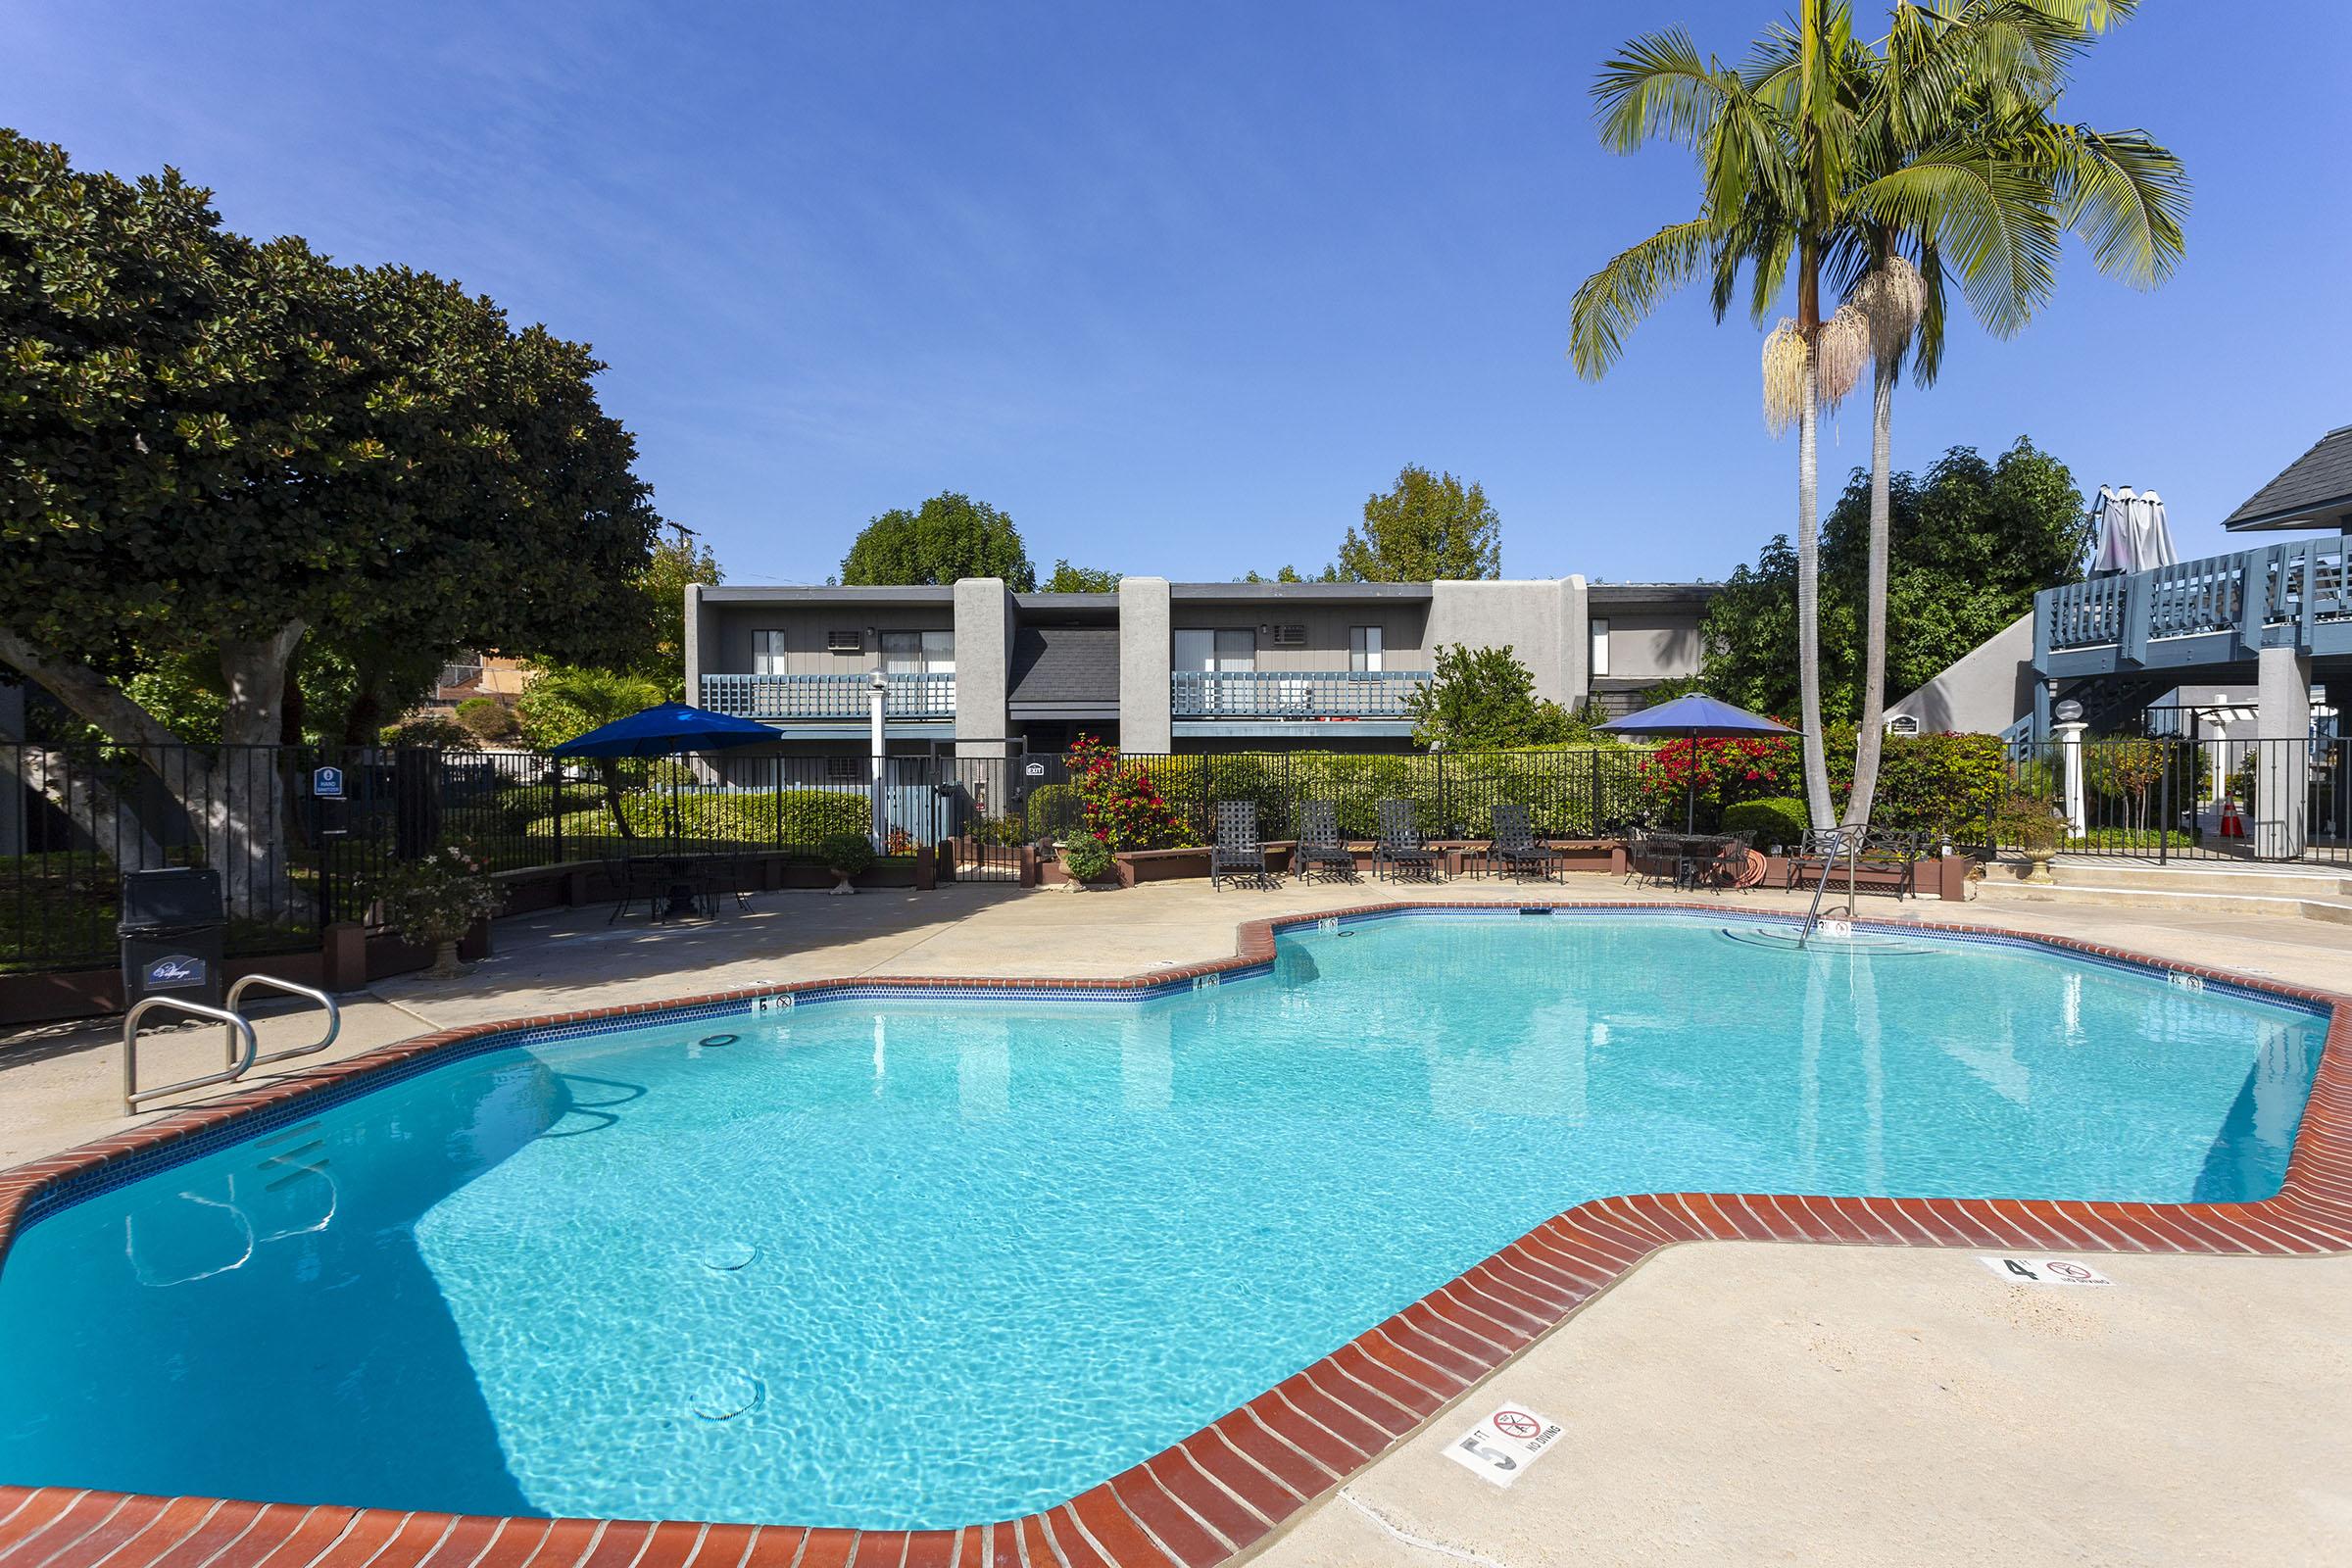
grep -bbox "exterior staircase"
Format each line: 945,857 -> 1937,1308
1978,857 -> 2352,926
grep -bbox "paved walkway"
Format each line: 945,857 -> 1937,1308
5,871 -> 2349,1564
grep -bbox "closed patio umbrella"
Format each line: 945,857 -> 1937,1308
1596,693 -> 1800,832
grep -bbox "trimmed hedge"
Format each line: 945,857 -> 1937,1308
538,787 -> 870,849
1721,797 -> 1809,853
1023,783 -> 1082,842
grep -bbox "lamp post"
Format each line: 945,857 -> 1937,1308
868,669 -> 888,848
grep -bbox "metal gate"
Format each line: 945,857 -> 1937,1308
2002,734 -> 2349,864
926,752 -> 1071,882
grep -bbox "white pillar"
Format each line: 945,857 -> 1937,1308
2054,721 -> 2088,837
867,669 -> 887,846
2254,647 -> 2312,859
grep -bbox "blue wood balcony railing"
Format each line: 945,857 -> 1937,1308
2038,538 -> 2350,670
700,672 -> 956,720
1171,669 -> 1431,718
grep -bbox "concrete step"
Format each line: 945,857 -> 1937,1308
2049,859 -> 2352,900
1978,867 -> 2352,927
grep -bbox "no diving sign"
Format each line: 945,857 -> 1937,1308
1441,1401 -> 1565,1489
1980,1255 -> 2113,1287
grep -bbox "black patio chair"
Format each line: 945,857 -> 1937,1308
1293,800 -> 1359,883
1373,799 -> 1443,881
1210,800 -> 1272,889
1483,803 -> 1558,881
1622,828 -> 1676,889
602,852 -> 664,924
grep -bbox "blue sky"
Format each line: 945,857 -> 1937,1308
18,2 -> 2351,585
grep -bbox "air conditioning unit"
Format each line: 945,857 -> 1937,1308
1265,624 -> 1307,648
826,628 -> 863,654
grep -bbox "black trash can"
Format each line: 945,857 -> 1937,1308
119,867 -> 226,1011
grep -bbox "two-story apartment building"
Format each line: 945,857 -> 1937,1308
684,575 -> 1719,758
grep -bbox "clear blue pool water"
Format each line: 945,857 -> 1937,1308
0,913 -> 2325,1529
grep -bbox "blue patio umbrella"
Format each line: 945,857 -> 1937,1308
552,702 -> 779,841
1597,694 -> 1800,831
551,702 -> 779,760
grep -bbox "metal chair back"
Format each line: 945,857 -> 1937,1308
1490,802 -> 1537,852
1376,798 -> 1424,852
1215,800 -> 1260,856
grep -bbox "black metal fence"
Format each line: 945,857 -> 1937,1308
22,732 -> 2329,976
1988,734 -> 2349,864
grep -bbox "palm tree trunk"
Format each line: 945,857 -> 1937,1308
1795,354 -> 1833,830
1844,357 -> 1895,828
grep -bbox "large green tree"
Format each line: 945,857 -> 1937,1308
637,527 -> 723,699
1044,560 -> 1120,593
1334,466 -> 1500,582
0,130 -> 660,906
1701,438 -> 2087,720
838,492 -> 1035,589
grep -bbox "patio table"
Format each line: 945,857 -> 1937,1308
1648,832 -> 1742,893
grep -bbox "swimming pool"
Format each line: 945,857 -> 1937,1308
0,909 -> 2330,1534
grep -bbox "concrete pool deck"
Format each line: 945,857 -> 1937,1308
2,873 -> 2349,1566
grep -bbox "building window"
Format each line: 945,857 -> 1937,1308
753,630 -> 788,675
1173,628 -> 1256,672
1348,626 -> 1384,673
1590,617 -> 1610,678
826,755 -> 857,781
879,630 -> 954,674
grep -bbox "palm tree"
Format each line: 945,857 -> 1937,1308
1571,4 -> 1875,830
1831,1 -> 2186,827
1571,1 -> 2184,831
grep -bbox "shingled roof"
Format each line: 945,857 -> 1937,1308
2223,424 -> 2352,532
1007,625 -> 1119,710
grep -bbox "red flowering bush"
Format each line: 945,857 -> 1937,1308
1636,735 -> 1798,822
1065,734 -> 1199,850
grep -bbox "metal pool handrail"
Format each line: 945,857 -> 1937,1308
124,997 -> 258,1114
226,974 -> 342,1070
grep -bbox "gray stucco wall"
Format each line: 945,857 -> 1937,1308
1885,612 -> 2035,735
1118,576 -> 1173,752
1425,579 -> 1575,705
953,578 -> 1016,757
1167,600 -> 1430,670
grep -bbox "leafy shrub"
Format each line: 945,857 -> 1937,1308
454,697 -> 521,745
381,714 -> 473,750
1067,735 -> 1198,849
817,832 -> 876,878
1721,797 -> 1810,852
1060,833 -> 1116,882
374,843 -> 503,944
1024,783 -> 1082,841
1404,643 -> 1574,750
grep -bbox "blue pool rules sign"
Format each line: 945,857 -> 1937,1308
313,765 -> 345,800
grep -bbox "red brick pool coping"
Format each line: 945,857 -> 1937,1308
3,901 -> 2347,1568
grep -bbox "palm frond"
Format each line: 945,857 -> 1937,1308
1847,151 -> 2058,337
1592,29 -> 1733,153
2039,122 -> 2189,286
1567,217 -> 1716,378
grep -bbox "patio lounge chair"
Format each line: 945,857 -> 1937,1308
1293,801 -> 1359,882
1210,800 -> 1272,889
1373,799 -> 1443,881
1482,803 -> 1558,881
